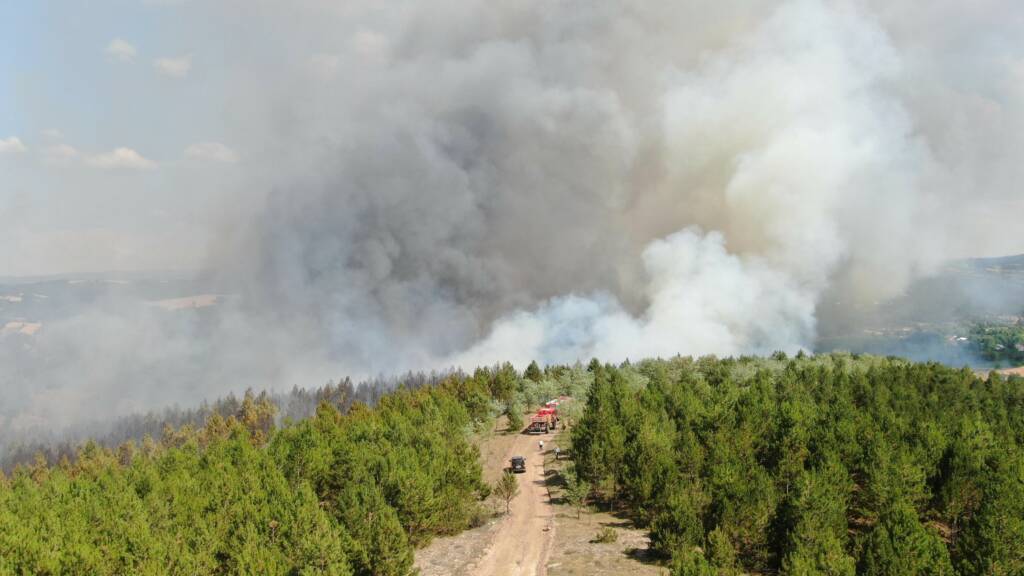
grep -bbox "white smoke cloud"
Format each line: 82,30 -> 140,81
450,228 -> 818,367
223,0 -> 975,374
447,0 -> 944,368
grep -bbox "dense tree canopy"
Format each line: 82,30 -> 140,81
0,374 -> 503,575
570,354 -> 1024,576
2,353 -> 1021,575
970,321 -> 1024,365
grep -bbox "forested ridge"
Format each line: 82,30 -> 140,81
569,354 -> 1024,575
0,369 -> 521,575
2,354 -> 1023,575
0,372 -> 452,473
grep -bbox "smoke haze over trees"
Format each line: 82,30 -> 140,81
2,0 -> 1024,439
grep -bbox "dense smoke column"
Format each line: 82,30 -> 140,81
227,0 -> 960,369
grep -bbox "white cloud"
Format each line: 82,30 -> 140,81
0,136 -> 26,153
86,147 -> 157,170
106,38 -> 137,62
43,144 -> 80,164
184,141 -> 239,163
154,54 -> 192,78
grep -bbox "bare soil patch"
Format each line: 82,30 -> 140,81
414,519 -> 505,576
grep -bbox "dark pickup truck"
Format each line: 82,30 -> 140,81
509,456 -> 526,473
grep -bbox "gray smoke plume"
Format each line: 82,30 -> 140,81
219,0 -> 1022,369
3,0 -> 1024,442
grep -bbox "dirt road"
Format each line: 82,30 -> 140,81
415,420 -> 663,576
473,432 -> 556,576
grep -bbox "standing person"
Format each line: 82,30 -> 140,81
539,440 -> 544,452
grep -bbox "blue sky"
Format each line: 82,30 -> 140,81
1,0 -> 238,276
0,1 -> 43,138
3,1 -> 225,154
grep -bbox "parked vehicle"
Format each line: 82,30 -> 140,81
527,414 -> 551,434
537,407 -> 558,430
510,456 -> 526,473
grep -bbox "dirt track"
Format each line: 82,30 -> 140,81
414,419 -> 664,576
413,424 -> 556,576
473,432 -> 555,576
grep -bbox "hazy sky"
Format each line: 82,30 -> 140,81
3,1 -> 1024,279
1,0 -> 239,276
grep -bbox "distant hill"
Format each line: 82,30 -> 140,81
958,253 -> 1024,272
815,254 -> 1024,366
0,271 -> 223,327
